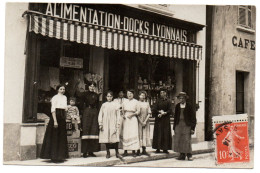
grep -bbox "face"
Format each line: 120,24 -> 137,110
127,91 -> 134,99
106,93 -> 113,102
178,96 -> 186,104
88,84 -> 95,92
70,100 -> 75,106
139,93 -> 146,101
118,91 -> 124,98
160,91 -> 166,98
58,86 -> 65,94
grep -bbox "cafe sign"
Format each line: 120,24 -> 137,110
45,3 -> 188,42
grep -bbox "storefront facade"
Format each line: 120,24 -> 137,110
205,5 -> 256,141
4,3 -> 206,161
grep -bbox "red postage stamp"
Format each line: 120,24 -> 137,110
213,114 -> 250,164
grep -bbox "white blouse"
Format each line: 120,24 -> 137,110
180,102 -> 186,108
51,94 -> 67,113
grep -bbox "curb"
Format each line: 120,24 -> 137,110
78,148 -> 214,166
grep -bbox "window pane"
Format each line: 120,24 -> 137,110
236,93 -> 244,113
239,7 -> 246,25
248,10 -> 252,27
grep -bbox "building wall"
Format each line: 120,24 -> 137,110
209,6 -> 255,141
3,4 -> 207,161
4,3 -> 29,161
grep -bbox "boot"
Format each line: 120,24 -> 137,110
136,149 -> 141,156
177,153 -> 185,160
115,143 -> 122,159
122,150 -> 128,157
83,153 -> 88,158
88,152 -> 96,157
163,150 -> 169,154
142,147 -> 150,156
155,149 -> 160,153
106,150 -> 110,159
132,150 -> 137,157
187,153 -> 194,161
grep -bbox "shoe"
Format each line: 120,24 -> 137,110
136,150 -> 141,156
88,152 -> 96,157
122,152 -> 128,157
163,150 -> 169,154
116,153 -> 123,159
187,156 -> 194,161
176,156 -> 185,160
106,152 -> 110,159
155,149 -> 160,153
83,153 -> 88,158
142,151 -> 151,156
132,153 -> 137,157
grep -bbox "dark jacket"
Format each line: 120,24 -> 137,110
174,102 -> 196,131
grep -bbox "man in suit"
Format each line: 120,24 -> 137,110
173,92 -> 196,161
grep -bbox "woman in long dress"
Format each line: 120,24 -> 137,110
121,89 -> 140,157
98,91 -> 121,159
173,92 -> 196,161
137,91 -> 152,156
40,84 -> 68,163
81,82 -> 100,157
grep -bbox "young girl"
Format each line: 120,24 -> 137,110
67,97 -> 81,131
98,91 -> 121,159
137,91 -> 152,156
40,84 -> 68,163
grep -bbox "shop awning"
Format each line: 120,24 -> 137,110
26,11 -> 203,61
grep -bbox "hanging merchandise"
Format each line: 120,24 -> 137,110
49,67 -> 60,90
84,73 -> 103,95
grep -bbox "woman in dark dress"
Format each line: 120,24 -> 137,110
173,92 -> 196,161
152,89 -> 172,154
81,82 -> 100,157
40,84 -> 68,163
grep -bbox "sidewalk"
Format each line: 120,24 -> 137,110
4,141 -> 214,167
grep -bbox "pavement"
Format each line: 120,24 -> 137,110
116,149 -> 254,168
4,141 -> 214,167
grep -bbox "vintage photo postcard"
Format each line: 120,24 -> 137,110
3,2 -> 256,169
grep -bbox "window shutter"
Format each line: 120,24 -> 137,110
238,7 -> 246,26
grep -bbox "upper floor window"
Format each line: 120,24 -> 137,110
238,6 -> 252,29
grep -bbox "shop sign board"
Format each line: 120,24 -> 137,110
60,56 -> 83,69
44,3 -> 189,42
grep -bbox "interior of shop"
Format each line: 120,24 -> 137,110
35,33 -> 197,121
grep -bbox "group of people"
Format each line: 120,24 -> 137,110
40,82 -> 197,163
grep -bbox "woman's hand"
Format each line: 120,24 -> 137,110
141,121 -> 146,127
99,125 -> 103,131
54,121 -> 58,128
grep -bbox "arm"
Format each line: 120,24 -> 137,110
152,101 -> 158,118
144,104 -> 152,123
164,100 -> 172,116
51,96 -> 58,128
98,104 -> 104,130
173,104 -> 179,130
76,107 -> 80,124
189,104 -> 197,131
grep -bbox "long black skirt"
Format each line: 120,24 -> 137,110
81,107 -> 100,153
40,109 -> 68,160
152,117 -> 172,150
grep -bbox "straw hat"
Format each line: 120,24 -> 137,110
177,92 -> 189,99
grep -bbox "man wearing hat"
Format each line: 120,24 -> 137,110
152,89 -> 172,154
173,92 -> 197,161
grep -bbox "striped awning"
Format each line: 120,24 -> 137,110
27,11 -> 202,61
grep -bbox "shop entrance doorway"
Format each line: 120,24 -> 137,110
107,51 -> 137,97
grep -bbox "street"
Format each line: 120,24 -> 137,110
115,150 -> 254,168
